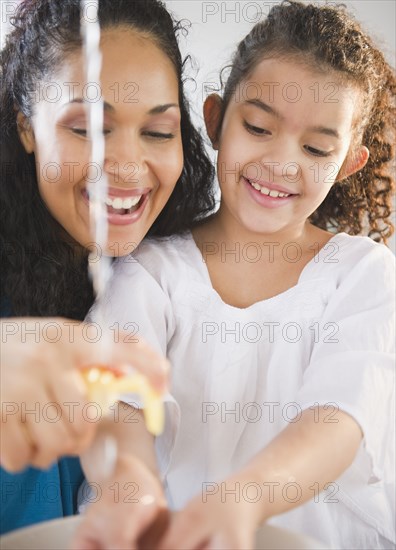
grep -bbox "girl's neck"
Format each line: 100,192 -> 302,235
195,206 -> 323,251
192,206 -> 333,308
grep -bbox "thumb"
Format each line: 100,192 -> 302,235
68,322 -> 169,393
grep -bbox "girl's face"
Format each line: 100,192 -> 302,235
19,29 -> 183,256
205,58 -> 368,238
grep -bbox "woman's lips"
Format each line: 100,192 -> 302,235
81,188 -> 151,226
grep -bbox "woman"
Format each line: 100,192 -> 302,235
0,0 -> 215,547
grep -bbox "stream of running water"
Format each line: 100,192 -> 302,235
80,0 -> 116,479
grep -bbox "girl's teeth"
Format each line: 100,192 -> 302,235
260,185 -> 272,195
248,179 -> 290,198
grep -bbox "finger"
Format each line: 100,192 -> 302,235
24,390 -> 78,470
0,415 -> 34,472
50,368 -> 97,453
72,327 -> 169,393
159,511 -> 208,550
138,506 -> 170,550
73,513 -> 138,550
71,528 -> 105,550
109,338 -> 170,394
2,384 -> 52,470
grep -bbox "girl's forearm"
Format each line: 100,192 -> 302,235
237,408 -> 362,524
81,403 -> 160,483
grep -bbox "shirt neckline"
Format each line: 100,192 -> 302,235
185,230 -> 347,311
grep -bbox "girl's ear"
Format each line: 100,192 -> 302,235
337,146 -> 369,181
16,111 -> 35,153
203,94 -> 223,150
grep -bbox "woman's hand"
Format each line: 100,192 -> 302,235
72,454 -> 169,550
0,317 -> 168,472
158,472 -> 262,550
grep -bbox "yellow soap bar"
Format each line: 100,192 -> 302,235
81,366 -> 164,435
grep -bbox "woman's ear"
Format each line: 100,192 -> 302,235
16,111 -> 35,153
203,94 -> 223,150
337,146 -> 369,181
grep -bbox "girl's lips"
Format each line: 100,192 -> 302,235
246,178 -> 296,196
243,177 -> 298,209
81,189 -> 151,226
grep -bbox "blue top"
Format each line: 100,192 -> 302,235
0,299 -> 85,535
1,458 -> 84,535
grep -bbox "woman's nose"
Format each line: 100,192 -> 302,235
104,138 -> 146,185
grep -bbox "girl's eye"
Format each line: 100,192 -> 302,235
243,121 -> 271,136
143,131 -> 175,140
304,145 -> 331,157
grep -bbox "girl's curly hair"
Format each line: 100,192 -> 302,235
0,0 -> 215,319
219,0 -> 395,243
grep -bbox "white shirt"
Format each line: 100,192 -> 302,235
92,232 -> 395,549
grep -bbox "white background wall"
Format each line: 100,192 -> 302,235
164,0 -> 395,122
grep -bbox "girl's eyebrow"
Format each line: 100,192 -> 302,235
244,98 -> 281,118
66,99 -> 179,115
308,125 -> 340,139
244,98 -> 340,139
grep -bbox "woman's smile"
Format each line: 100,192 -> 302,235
26,29 -> 183,255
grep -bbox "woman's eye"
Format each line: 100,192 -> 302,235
71,128 -> 111,137
243,121 -> 271,136
71,128 -> 87,136
143,131 -> 175,140
304,145 -> 331,157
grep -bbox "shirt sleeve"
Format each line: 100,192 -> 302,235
296,243 -> 395,483
87,256 -> 180,479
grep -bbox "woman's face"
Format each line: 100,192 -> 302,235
20,29 -> 183,256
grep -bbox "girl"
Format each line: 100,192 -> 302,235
0,0 -> 214,547
94,1 -> 395,549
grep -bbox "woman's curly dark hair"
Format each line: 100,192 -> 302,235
0,0 -> 215,320
218,0 -> 395,243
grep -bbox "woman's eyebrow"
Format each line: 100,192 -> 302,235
66,98 -> 115,113
147,103 -> 179,115
65,99 -> 179,115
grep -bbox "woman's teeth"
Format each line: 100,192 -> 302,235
249,180 -> 290,198
105,196 -> 142,209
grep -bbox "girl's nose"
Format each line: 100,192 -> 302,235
259,142 -> 301,182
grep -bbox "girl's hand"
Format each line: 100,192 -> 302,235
72,454 -> 169,550
159,473 -> 262,550
0,317 -> 168,472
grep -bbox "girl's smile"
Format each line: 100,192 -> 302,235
242,176 -> 299,209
